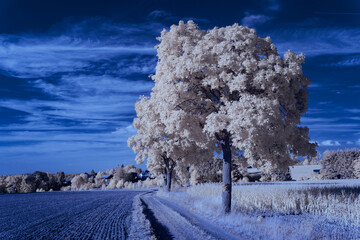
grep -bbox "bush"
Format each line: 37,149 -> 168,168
321,149 -> 360,179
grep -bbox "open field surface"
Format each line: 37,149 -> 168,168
0,190 -> 143,240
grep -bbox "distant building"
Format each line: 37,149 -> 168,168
289,165 -> 322,180
247,166 -> 261,174
138,170 -> 151,181
246,166 -> 262,181
101,174 -> 113,184
63,179 -> 71,186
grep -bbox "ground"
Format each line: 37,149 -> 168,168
0,190 -> 143,239
1,185 -> 359,239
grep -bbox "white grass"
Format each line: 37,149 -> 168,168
159,179 -> 360,239
188,180 -> 360,225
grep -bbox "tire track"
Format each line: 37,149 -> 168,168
141,192 -> 243,240
141,193 -> 216,240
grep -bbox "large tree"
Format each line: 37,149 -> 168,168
150,21 -> 317,213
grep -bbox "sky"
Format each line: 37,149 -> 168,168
0,0 -> 359,174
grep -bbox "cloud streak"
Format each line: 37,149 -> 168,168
0,36 -> 156,78
241,14 -> 272,27
319,140 -> 341,146
269,28 -> 360,57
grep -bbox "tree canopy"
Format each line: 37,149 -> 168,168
129,20 -> 317,212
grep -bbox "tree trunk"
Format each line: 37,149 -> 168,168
220,133 -> 232,214
166,167 -> 173,192
163,168 -> 167,189
164,157 -> 173,192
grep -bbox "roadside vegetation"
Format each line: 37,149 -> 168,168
159,180 -> 360,239
184,180 -> 360,225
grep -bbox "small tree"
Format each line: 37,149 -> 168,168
128,95 -> 213,191
151,21 -> 316,213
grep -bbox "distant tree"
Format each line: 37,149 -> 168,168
113,164 -> 135,183
24,171 -> 51,191
150,21 -> 316,213
302,151 -> 321,165
321,149 -> 360,179
189,156 -> 222,184
54,171 -> 65,190
0,177 -> 6,193
107,168 -> 115,175
353,157 -> 360,178
19,177 -> 35,193
71,174 -> 89,190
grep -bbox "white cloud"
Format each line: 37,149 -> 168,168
346,141 -> 354,145
308,83 -> 322,88
357,139 -> 360,145
301,117 -> 340,124
303,123 -> 360,133
330,55 -> 360,67
264,0 -> 280,11
241,14 -> 272,27
319,140 -> 341,146
112,125 -> 137,136
346,108 -> 360,113
148,10 -> 175,21
147,10 -> 209,24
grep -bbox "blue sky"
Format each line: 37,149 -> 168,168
0,0 -> 359,174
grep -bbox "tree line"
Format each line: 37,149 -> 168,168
0,164 -> 152,194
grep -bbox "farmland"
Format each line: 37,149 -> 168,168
1,180 -> 360,240
0,190 -> 143,239
159,179 -> 360,239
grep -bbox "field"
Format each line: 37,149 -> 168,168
2,180 -> 360,240
0,190 -> 143,240
159,179 -> 360,240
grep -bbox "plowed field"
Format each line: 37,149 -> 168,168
0,190 -> 142,240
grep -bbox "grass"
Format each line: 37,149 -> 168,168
159,179 -> 360,239
187,180 -> 360,225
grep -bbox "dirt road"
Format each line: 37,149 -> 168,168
140,192 -> 242,240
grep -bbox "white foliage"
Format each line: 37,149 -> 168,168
136,20 -> 317,179
354,159 -> 360,178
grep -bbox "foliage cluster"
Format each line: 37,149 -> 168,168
0,171 -> 65,194
320,149 -> 360,179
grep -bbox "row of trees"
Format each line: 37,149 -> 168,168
0,171 -> 65,194
128,21 -> 317,213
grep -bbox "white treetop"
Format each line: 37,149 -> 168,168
151,20 -> 316,173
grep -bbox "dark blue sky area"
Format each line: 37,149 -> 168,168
0,0 -> 359,174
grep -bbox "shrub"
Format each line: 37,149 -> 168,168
321,149 -> 360,179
